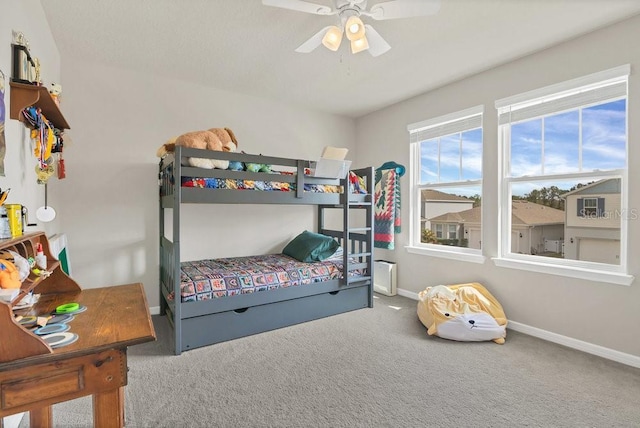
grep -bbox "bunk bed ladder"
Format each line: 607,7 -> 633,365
361,167 -> 375,308
318,167 -> 374,309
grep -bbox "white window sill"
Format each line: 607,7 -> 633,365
492,257 -> 634,286
405,245 -> 486,264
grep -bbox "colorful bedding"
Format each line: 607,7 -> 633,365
169,253 -> 348,302
181,171 -> 367,194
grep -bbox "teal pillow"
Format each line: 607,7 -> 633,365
283,231 -> 339,262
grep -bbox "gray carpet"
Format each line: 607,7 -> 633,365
18,294 -> 640,427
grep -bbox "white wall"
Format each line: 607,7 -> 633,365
0,2 -> 57,426
356,14 -> 640,358
56,59 -> 357,308
0,0 -> 62,237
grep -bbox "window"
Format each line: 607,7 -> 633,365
448,224 -> 458,239
495,65 -> 630,282
580,197 -> 600,217
408,106 -> 483,261
432,223 -> 458,240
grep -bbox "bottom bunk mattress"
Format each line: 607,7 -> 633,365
169,252 -> 348,302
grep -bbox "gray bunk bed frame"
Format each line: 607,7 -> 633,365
159,146 -> 374,355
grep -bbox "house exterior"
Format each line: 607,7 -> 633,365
509,200 -> 565,255
562,179 -> 621,264
421,189 -> 474,232
429,200 -> 564,252
428,206 -> 481,248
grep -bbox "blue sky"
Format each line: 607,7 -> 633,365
510,99 -> 626,180
420,128 -> 482,184
420,99 -> 626,198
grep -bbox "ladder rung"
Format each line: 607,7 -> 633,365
348,252 -> 371,258
347,275 -> 371,284
348,227 -> 371,233
348,263 -> 368,271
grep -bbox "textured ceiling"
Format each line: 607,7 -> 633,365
40,0 -> 640,118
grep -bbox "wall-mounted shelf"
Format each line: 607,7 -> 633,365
9,81 -> 70,130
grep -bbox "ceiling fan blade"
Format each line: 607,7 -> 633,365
364,25 -> 391,57
368,0 -> 441,20
295,26 -> 332,53
262,0 -> 334,15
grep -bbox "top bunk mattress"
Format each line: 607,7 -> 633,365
170,252 -> 352,303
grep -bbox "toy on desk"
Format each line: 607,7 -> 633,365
55,302 -> 79,314
2,250 -> 30,282
0,259 -> 21,289
31,268 -> 51,278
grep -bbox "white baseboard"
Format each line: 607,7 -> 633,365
396,287 -> 640,369
397,288 -> 420,301
507,321 -> 640,368
150,306 -> 160,316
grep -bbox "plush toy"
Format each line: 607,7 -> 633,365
50,83 -> 62,96
417,282 -> 507,344
0,259 -> 21,289
245,163 -> 272,173
157,127 -> 238,169
1,250 -> 30,282
228,151 -> 245,171
228,159 -> 244,171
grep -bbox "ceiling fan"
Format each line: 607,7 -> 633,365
262,0 -> 441,57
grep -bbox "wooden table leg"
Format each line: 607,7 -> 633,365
30,405 -> 53,428
93,387 -> 124,428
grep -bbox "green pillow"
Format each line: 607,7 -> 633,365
283,231 -> 339,262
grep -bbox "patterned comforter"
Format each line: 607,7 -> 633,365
180,171 -> 367,194
172,253 -> 346,302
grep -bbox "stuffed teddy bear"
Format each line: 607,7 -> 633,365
157,127 -> 238,169
417,282 -> 507,344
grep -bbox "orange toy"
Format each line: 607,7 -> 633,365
0,259 -> 21,289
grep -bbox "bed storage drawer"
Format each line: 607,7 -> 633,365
180,285 -> 369,351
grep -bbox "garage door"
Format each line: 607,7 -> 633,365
578,238 -> 620,265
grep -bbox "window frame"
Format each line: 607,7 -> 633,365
581,197 -> 598,217
407,105 -> 486,264
494,65 -> 633,286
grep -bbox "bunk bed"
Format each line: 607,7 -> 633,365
159,146 -> 374,355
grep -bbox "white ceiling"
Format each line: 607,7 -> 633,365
40,0 -> 640,118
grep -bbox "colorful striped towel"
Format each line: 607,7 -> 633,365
374,168 -> 401,249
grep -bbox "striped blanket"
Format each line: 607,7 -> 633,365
374,168 -> 401,249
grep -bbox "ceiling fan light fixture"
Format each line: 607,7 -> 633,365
345,15 -> 365,41
322,25 -> 343,51
350,35 -> 369,54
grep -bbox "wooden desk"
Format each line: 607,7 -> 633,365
0,283 -> 156,428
